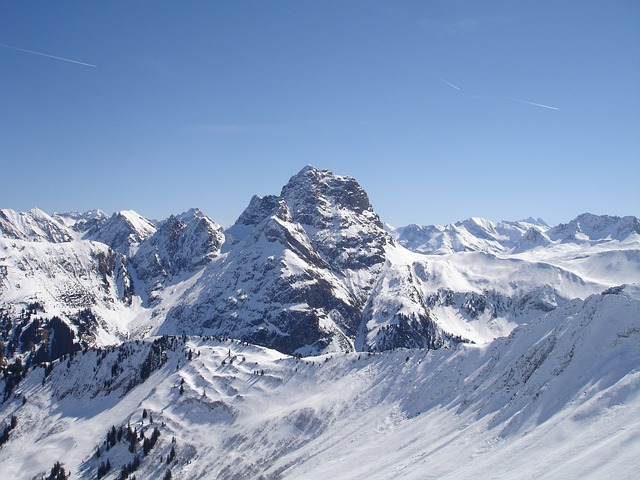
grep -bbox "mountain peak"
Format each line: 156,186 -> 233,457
548,213 -> 640,242
520,216 -> 549,227
85,210 -> 156,255
52,209 -> 110,234
131,208 -> 224,299
0,207 -> 74,243
281,166 -> 382,228
298,164 -> 322,175
234,195 -> 283,227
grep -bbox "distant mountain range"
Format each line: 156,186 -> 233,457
1,166 -> 638,479
391,213 -> 639,254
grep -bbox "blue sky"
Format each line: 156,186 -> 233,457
1,1 -> 638,227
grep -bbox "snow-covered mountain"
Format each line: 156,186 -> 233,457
392,213 -> 639,255
53,210 -> 110,235
0,165 -> 638,478
0,208 -> 75,243
1,167 -> 638,360
85,210 -> 158,256
547,212 -> 640,242
1,287 -> 638,479
161,166 -> 391,354
0,237 -> 136,355
159,168 -> 637,355
391,217 -> 548,255
131,208 -> 225,303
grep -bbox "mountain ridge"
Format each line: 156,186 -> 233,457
1,165 -> 638,479
1,166 -> 638,359
1,287 -> 637,479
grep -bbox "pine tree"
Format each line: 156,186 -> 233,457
167,445 -> 176,464
97,461 -> 107,479
107,425 -> 117,447
46,461 -> 68,480
149,427 -> 161,450
143,436 -> 151,456
0,426 -> 9,446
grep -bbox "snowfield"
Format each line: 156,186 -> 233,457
1,289 -> 639,479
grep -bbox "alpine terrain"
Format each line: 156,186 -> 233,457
0,166 -> 638,479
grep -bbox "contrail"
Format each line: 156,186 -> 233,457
0,43 -> 96,68
437,76 -> 461,91
503,97 -> 559,111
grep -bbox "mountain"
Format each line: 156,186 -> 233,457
391,217 -> 548,255
160,168 -> 635,355
546,212 -> 640,242
0,236 -> 135,363
131,208 -> 225,303
0,207 -> 225,366
53,209 -> 110,235
0,288 -> 637,479
2,167 -> 638,360
85,210 -> 157,256
163,167 -> 555,355
393,213 -> 639,255
0,165 -> 639,478
161,166 -> 390,354
0,208 -> 75,243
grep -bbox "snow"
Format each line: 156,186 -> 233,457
1,289 -> 638,479
117,211 -> 156,238
5,174 -> 638,357
0,208 -> 75,243
2,205 -> 638,357
84,210 -> 157,256
393,214 -> 639,257
511,239 -> 640,286
1,174 -> 639,478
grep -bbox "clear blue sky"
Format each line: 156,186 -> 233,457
1,1 -> 638,227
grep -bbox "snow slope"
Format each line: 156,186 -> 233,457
358,244 -> 607,349
0,289 -> 638,479
0,237 -> 136,346
0,208 -> 75,243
